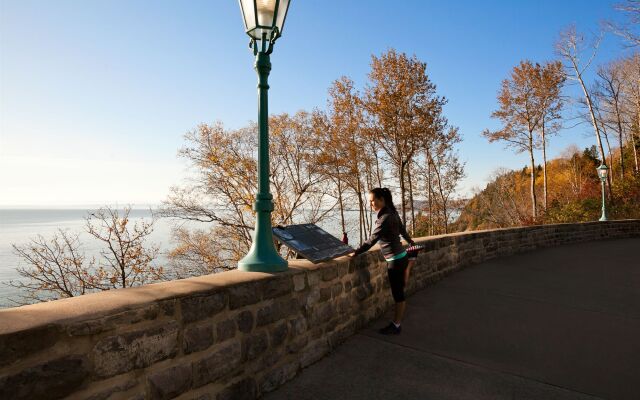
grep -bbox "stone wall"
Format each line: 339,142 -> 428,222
1,220 -> 639,400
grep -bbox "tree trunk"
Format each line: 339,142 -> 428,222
372,143 -> 383,187
528,135 -> 538,220
541,121 -> 548,211
632,130 -> 640,174
634,98 -> 640,174
576,68 -> 607,164
433,159 -> 449,233
407,162 -> 416,234
604,130 -> 614,184
356,177 -> 363,244
336,171 -> 346,235
613,98 -> 625,180
399,161 -> 408,226
427,155 -> 433,235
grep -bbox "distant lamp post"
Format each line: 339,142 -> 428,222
237,0 -> 291,272
597,164 -> 609,222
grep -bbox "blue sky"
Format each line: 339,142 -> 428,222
0,0 -> 633,206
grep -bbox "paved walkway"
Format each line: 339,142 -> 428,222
265,238 -> 640,400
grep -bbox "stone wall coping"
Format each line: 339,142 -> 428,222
1,220 -> 637,336
0,258 -> 328,335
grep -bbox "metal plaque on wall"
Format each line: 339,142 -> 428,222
272,224 -> 353,263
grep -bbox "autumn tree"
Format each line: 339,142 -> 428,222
534,61 -> 566,210
416,125 -> 465,234
484,60 -> 543,220
162,122 -> 257,270
314,76 -> 385,243
364,49 -> 446,227
269,111 -> 335,227
454,168 -> 533,230
162,114 -> 336,272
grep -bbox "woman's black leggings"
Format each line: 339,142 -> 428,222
386,255 -> 408,302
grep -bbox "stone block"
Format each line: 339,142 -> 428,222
328,321 -> 356,348
260,361 -> 300,393
180,292 -> 227,323
93,321 -> 179,378
300,338 -> 329,368
307,270 -> 322,286
192,340 -> 241,388
310,303 -> 334,325
228,283 -> 262,310
269,320 -> 289,348
235,310 -> 254,334
331,282 -> 343,297
354,284 -> 372,301
336,262 -> 349,277
67,306 -> 162,338
183,323 -> 214,355
319,287 -> 332,302
304,288 -> 321,309
83,378 -> 137,400
292,274 -> 307,291
216,318 -> 237,343
242,331 -> 268,361
286,335 -> 309,354
248,346 -> 284,374
321,264 -> 338,281
256,298 -> 298,327
288,316 -> 308,336
263,276 -> 294,299
148,363 -> 192,400
0,325 -> 60,368
193,394 -> 215,400
217,377 -> 257,400
336,297 -> 351,314
0,355 -> 89,400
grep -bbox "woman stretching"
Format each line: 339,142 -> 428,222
350,187 -> 414,335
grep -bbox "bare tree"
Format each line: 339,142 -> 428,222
86,206 -> 163,289
555,26 -> 607,165
7,230 -> 100,305
620,53 -> 640,173
594,60 -> 628,180
605,0 -> 640,47
7,206 -> 162,306
483,60 -> 542,220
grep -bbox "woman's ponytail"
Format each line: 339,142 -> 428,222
381,188 -> 396,212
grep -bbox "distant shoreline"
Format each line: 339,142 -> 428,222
0,204 -> 163,210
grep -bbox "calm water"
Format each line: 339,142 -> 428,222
0,209 -> 363,309
0,209 -> 176,309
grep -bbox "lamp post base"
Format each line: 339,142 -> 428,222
238,251 -> 288,273
238,196 -> 288,273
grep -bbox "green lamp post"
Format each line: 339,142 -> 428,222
597,164 -> 609,222
237,0 -> 291,272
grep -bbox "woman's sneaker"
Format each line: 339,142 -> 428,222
378,322 -> 401,335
